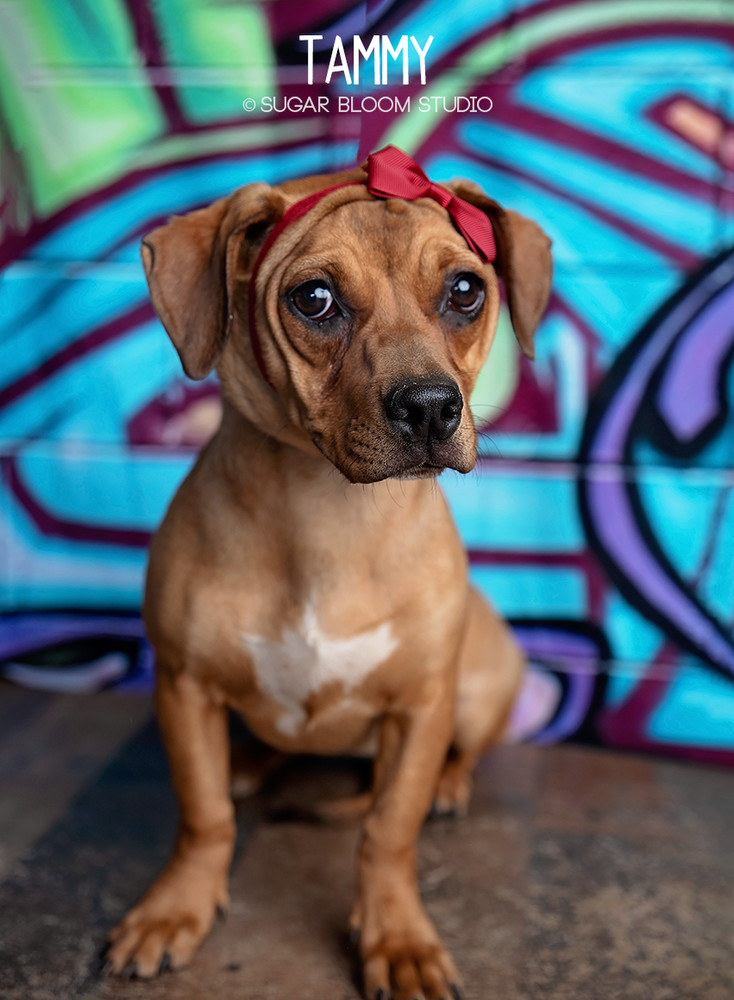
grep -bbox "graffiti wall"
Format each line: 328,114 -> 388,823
1,0 -> 733,762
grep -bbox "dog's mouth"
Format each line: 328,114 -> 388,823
312,430 -> 474,484
392,462 -> 446,481
379,446 -> 474,482
388,430 -> 476,478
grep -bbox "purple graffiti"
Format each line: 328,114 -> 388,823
658,284 -> 734,441
580,249 -> 734,677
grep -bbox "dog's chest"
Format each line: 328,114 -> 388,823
240,604 -> 398,738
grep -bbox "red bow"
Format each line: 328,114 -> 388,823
367,146 -> 496,262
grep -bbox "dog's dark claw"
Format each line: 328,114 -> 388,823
216,904 -> 228,923
374,989 -> 390,1000
99,959 -> 113,978
348,926 -> 361,948
449,983 -> 464,1000
122,961 -> 138,980
158,952 -> 172,974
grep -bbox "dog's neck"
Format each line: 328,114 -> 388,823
213,398 -> 425,508
217,396 -> 317,464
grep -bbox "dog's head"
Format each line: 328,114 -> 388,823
141,154 -> 552,483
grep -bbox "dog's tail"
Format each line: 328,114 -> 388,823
267,791 -> 373,826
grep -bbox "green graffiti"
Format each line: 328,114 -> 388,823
0,0 -> 276,218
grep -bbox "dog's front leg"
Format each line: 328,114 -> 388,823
354,674 -> 461,1000
105,669 -> 234,978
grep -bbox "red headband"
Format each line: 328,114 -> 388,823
247,145 -> 496,389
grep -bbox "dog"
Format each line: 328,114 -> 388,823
103,146 -> 552,998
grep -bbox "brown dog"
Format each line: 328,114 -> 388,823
104,148 -> 552,998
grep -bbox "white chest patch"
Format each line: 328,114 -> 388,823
241,605 -> 398,737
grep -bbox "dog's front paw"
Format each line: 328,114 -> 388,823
361,935 -> 462,1000
102,862 -> 228,978
356,896 -> 462,1000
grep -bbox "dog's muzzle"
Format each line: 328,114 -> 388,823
384,376 -> 463,446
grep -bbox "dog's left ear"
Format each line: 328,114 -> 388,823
448,181 -> 553,359
140,184 -> 286,379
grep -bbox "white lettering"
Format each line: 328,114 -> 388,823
307,34 -> 434,87
381,35 -> 408,85
353,34 -> 380,85
326,35 -> 352,85
299,35 -> 323,85
410,35 -> 433,85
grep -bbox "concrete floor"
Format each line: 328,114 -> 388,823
0,681 -> 732,1000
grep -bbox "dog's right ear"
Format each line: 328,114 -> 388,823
140,184 -> 285,379
445,180 -> 553,360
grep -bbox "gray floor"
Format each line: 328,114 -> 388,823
0,681 -> 732,1000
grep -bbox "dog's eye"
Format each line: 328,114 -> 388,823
448,273 -> 485,313
290,281 -> 339,322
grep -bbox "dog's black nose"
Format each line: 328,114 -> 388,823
384,377 -> 463,444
